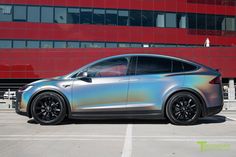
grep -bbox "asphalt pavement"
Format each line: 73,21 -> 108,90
0,110 -> 236,157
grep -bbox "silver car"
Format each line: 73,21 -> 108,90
16,54 -> 223,125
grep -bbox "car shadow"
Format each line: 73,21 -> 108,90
27,115 -> 227,125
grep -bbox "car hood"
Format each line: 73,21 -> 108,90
28,76 -> 65,86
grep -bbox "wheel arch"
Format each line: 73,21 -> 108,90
162,89 -> 207,118
27,89 -> 71,118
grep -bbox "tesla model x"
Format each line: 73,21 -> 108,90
16,54 -> 223,125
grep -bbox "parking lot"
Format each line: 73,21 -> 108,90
0,110 -> 236,157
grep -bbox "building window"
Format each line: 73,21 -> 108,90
55,7 -> 67,23
225,17 -> 235,31
188,13 -> 197,29
155,13 -> 165,27
13,6 -> 26,21
216,15 -> 225,30
93,9 -> 105,25
197,14 -> 206,30
81,42 -> 93,48
27,41 -> 40,48
13,40 -> 26,48
206,14 -> 216,30
27,6 -> 40,22
0,5 -> 12,21
41,41 -> 53,48
177,14 -> 187,28
166,13 -> 176,28
130,43 -> 142,47
67,8 -> 80,24
105,9 -> 117,25
106,43 -> 117,48
0,40 -> 12,48
118,43 -> 130,47
80,8 -> 92,24
118,10 -> 129,26
67,41 -> 80,48
142,11 -> 154,27
130,10 -> 141,26
41,7 -> 54,23
54,41 -> 67,48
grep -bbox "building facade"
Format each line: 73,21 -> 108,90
0,0 -> 236,104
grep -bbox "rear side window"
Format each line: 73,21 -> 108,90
136,57 -> 171,75
172,59 -> 197,72
182,62 -> 197,71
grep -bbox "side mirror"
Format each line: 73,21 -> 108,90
76,72 -> 92,83
77,71 -> 88,78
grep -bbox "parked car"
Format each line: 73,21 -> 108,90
4,91 -> 16,100
15,54 -> 223,125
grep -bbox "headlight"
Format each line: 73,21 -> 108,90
19,85 -> 33,92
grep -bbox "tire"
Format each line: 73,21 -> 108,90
166,92 -> 201,125
31,92 -> 66,125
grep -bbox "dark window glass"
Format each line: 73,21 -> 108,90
182,62 -> 197,71
105,9 -> 117,25
142,10 -> 153,27
130,10 -> 141,26
216,15 -> 225,30
206,14 -> 216,30
118,10 -> 129,26
93,9 -> 105,24
177,13 -> 187,28
27,6 -> 40,22
87,57 -> 129,77
197,14 -> 206,30
0,5 -> 12,21
41,41 -> 53,48
13,6 -> 26,21
41,7 -> 53,23
172,60 -> 183,72
80,8 -> 92,24
67,8 -> 80,24
136,57 -> 171,75
13,40 -> 26,48
166,13 -> 176,28
54,41 -> 67,48
55,7 -> 67,23
188,13 -> 197,29
0,40 -> 11,48
106,43 -> 117,48
27,41 -> 39,48
67,41 -> 80,48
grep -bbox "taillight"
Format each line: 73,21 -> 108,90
209,76 -> 221,84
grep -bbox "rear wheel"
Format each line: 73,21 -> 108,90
31,92 -> 66,125
166,92 -> 201,125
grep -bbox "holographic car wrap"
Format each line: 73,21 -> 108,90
16,54 -> 223,120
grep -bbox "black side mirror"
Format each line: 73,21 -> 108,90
76,72 -> 92,83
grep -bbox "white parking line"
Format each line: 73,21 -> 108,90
121,124 -> 133,157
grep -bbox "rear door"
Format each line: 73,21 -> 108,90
127,56 -> 173,112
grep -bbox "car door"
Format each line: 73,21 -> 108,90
127,56 -> 181,112
71,57 -> 130,113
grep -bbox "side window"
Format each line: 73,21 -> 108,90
172,60 -> 183,72
182,62 -> 197,71
87,57 -> 129,77
136,57 -> 171,75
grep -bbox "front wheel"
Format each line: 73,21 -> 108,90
166,92 -> 201,125
31,92 -> 66,125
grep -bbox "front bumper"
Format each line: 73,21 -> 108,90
15,91 -> 28,117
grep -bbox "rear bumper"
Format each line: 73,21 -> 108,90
204,105 -> 223,117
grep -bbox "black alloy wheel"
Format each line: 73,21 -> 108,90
31,92 -> 66,125
166,92 -> 201,125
